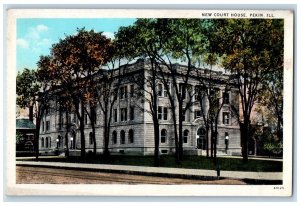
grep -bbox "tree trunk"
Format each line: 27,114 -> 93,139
206,124 -> 210,157
213,121 -> 218,164
170,105 -> 180,164
178,105 -> 184,161
240,123 -> 249,162
92,126 -> 96,156
34,117 -> 41,160
34,105 -> 44,161
90,106 -> 97,156
210,122 -> 214,159
103,112 -> 110,158
65,111 -> 69,157
79,104 -> 86,159
153,118 -> 160,167
276,118 -> 282,140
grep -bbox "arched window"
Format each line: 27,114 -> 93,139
45,137 -> 49,148
120,130 -> 125,144
41,138 -> 44,148
161,129 -> 167,143
196,128 -> 206,150
183,129 -> 189,143
128,129 -> 134,143
89,132 -> 94,145
112,131 -> 117,144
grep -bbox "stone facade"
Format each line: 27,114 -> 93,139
39,60 -> 241,156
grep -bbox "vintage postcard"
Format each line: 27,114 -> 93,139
5,9 -> 293,196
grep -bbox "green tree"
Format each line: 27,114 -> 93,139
16,62 -> 52,160
117,19 -> 211,163
258,19 -> 284,140
154,18 -> 210,161
194,53 -> 232,161
209,19 -> 284,162
47,28 -> 115,158
115,20 -> 162,166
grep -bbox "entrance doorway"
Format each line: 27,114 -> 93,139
196,128 -> 206,150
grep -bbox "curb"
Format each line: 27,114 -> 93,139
17,162 -> 221,181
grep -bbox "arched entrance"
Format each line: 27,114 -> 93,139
196,128 -> 206,150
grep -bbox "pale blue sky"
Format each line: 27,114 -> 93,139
16,18 -> 136,71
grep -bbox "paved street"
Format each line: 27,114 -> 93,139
17,160 -> 283,181
16,166 -> 246,184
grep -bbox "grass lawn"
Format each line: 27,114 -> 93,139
22,155 -> 283,172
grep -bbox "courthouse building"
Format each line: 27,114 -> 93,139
39,59 -> 241,156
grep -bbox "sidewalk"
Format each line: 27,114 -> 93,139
16,160 -> 282,183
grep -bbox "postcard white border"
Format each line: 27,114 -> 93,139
5,9 -> 294,196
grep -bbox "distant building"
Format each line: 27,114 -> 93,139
39,60 -> 241,156
16,118 -> 35,154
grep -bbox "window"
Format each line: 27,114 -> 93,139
114,109 -> 118,122
113,88 -> 118,99
89,132 -> 94,145
42,121 -> 45,132
120,108 -> 127,122
112,131 -> 117,144
223,112 -> 230,125
194,85 -> 200,101
128,129 -> 134,143
41,138 -> 44,147
130,84 -> 134,97
157,84 -> 163,97
120,130 -> 125,144
120,87 -> 124,99
163,108 -> 168,120
194,110 -> 203,119
161,129 -> 167,143
223,92 -> 230,104
130,106 -> 135,120
158,107 -> 162,120
158,84 -> 168,97
197,128 -> 206,149
120,86 -> 128,99
183,130 -> 189,143
163,84 -> 169,97
182,111 -> 187,122
179,83 -> 186,100
46,121 -> 50,131
158,107 -> 168,120
45,137 -> 49,148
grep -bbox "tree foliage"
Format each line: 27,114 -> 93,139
209,19 -> 284,161
45,28 -> 116,158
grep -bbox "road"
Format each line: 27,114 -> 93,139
16,166 -> 246,184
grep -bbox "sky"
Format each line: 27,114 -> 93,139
16,18 -> 136,71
